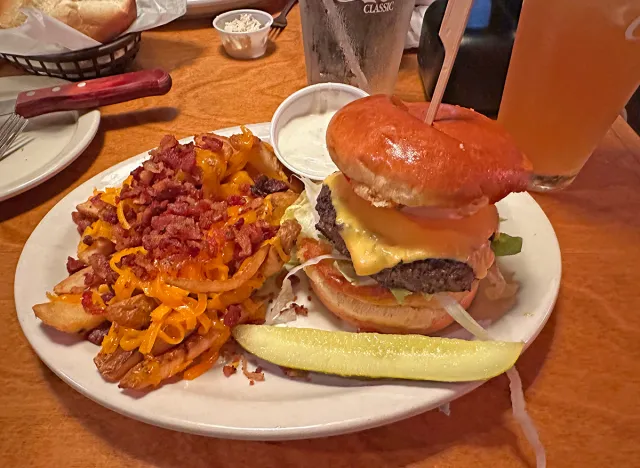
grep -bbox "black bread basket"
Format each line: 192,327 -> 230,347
0,32 -> 141,81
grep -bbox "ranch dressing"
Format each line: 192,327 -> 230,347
277,110 -> 339,178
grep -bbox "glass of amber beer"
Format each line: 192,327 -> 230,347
498,0 -> 640,191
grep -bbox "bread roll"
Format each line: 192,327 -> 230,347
326,95 -> 533,209
0,0 -> 137,43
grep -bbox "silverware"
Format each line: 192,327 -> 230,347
0,69 -> 172,160
0,114 -> 28,162
269,0 -> 298,39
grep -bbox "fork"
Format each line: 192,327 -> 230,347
0,115 -> 28,162
269,0 -> 298,39
0,69 -> 172,161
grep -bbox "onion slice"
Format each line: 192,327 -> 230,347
265,254 -> 346,324
436,294 -> 546,468
507,367 -> 547,468
167,246 -> 268,293
437,294 -> 491,340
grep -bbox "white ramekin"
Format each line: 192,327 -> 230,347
270,83 -> 369,180
213,9 -> 273,60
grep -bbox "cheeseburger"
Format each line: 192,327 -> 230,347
291,95 -> 532,335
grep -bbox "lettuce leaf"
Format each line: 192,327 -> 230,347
491,232 -> 523,256
390,288 -> 412,305
334,261 -> 378,286
296,176 -> 323,221
282,192 -> 319,240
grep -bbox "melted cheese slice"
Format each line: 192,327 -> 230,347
326,173 -> 498,276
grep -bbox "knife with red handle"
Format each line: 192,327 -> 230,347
0,69 -> 172,119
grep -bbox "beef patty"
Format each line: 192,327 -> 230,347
315,185 -> 476,294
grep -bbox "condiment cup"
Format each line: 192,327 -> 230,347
270,83 -> 369,180
213,9 -> 273,60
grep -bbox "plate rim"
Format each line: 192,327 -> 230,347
0,75 -> 101,202
14,122 -> 561,440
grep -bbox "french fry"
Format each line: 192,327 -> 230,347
77,238 -> 115,264
264,191 -> 301,225
75,200 -> 100,219
53,267 -> 93,295
105,294 -> 158,329
37,127 -> 305,390
260,220 -> 301,277
119,325 -> 230,390
94,347 -> 143,383
33,302 -> 105,333
245,140 -> 290,184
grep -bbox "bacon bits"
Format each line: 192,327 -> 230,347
86,322 -> 111,345
66,257 -> 87,275
223,304 -> 243,328
292,303 -> 308,316
250,175 -> 289,197
223,365 -> 237,377
81,291 -> 105,315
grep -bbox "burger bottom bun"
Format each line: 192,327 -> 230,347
305,263 -> 479,335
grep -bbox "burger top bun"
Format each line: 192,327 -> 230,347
326,95 -> 533,209
0,0 -> 137,43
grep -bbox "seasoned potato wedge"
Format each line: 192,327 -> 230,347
260,220 -> 301,277
33,302 -> 105,333
105,294 -> 157,329
94,347 -> 143,383
75,200 -> 101,219
265,191 -> 300,224
246,140 -> 300,189
53,267 -> 92,295
77,238 -> 115,264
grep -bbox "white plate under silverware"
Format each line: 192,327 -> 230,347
0,76 -> 100,203
15,122 -> 561,440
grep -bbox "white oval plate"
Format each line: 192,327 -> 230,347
15,123 -> 561,440
184,0 -> 272,18
0,75 -> 100,202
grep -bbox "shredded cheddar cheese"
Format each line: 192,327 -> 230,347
271,237 -> 289,263
158,320 -> 185,345
97,207 -> 275,361
46,292 -> 82,303
197,312 -> 213,334
99,187 -> 119,206
116,200 -> 131,230
139,320 -> 163,354
109,246 -> 148,276
102,324 -> 121,353
78,220 -> 115,254
182,322 -> 230,380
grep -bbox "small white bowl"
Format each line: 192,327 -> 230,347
213,9 -> 273,60
270,83 -> 369,180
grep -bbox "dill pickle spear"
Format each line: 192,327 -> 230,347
232,325 -> 523,382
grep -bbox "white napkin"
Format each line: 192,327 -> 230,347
0,0 -> 186,56
405,0 -> 436,49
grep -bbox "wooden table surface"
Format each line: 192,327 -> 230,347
1,8 -> 640,468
